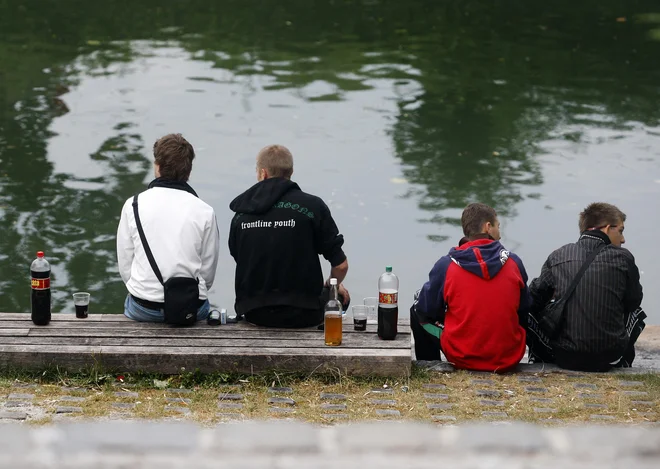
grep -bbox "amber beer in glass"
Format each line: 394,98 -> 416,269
324,278 -> 343,346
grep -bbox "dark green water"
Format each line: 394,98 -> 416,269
1,0 -> 660,322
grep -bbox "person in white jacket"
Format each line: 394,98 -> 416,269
116,133 -> 220,322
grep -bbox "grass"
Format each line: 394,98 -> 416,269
1,366 -> 658,426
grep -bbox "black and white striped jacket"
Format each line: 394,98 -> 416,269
529,230 -> 643,358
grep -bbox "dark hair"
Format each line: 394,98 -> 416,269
461,203 -> 498,239
153,133 -> 195,182
579,202 -> 626,232
257,144 -> 294,179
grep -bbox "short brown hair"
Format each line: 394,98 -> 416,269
153,133 -> 195,181
257,144 -> 294,179
461,203 -> 498,238
579,202 -> 626,232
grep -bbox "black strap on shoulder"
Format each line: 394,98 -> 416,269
132,193 -> 164,286
562,243 -> 607,304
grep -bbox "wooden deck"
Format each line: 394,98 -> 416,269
0,313 -> 411,377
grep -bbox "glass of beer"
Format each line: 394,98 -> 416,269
73,292 -> 90,318
352,305 -> 367,331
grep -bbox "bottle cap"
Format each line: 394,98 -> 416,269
37,251 -> 44,258
329,278 -> 337,285
386,266 -> 392,272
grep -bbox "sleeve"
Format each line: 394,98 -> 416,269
511,254 -> 531,328
116,199 -> 134,284
623,251 -> 643,313
315,201 -> 346,267
228,214 -> 240,261
413,256 -> 451,325
529,258 -> 555,316
200,210 -> 220,289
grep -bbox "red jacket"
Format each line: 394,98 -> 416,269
415,239 -> 530,372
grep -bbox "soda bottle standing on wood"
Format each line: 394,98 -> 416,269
378,266 -> 398,340
30,251 -> 51,326
324,278 -> 342,346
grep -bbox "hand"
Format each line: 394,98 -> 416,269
338,283 -> 351,306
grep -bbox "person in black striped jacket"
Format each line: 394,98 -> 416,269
527,202 -> 645,371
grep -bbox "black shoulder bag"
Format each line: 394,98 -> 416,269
539,243 -> 607,339
132,193 -> 199,326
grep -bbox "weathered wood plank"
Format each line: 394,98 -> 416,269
0,329 -> 29,336
3,335 -> 409,349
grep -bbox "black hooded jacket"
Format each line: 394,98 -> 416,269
229,178 -> 346,315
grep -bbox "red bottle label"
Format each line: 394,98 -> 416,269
31,278 -> 50,290
379,292 -> 398,305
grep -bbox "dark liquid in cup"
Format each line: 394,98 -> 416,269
353,318 -> 367,331
75,304 -> 89,318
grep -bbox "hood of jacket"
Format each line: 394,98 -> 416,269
448,238 -> 511,280
229,177 -> 300,214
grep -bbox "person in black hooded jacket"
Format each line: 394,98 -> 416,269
229,144 -> 350,328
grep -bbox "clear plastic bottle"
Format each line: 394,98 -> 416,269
378,266 -> 399,340
30,251 -> 51,326
324,278 -> 342,346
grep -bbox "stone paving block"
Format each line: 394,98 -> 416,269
423,393 -> 449,400
590,414 -> 615,421
59,396 -> 86,403
631,401 -> 656,406
164,406 -> 190,415
533,408 -> 557,413
267,387 -> 293,394
525,386 -> 548,393
60,387 -> 88,393
518,376 -> 543,383
56,406 -> 82,414
422,383 -> 447,390
619,380 -> 644,387
217,393 -> 243,400
480,400 -> 505,407
167,388 -> 193,395
432,415 -> 456,421
8,393 -> 34,400
481,411 -> 508,418
0,410 -> 27,420
166,397 -> 192,404
577,393 -> 604,399
370,388 -> 394,395
470,379 -> 495,386
216,413 -> 243,419
530,398 -> 554,404
268,397 -> 295,406
112,382 -> 136,387
369,399 -> 396,406
111,403 -> 137,409
574,383 -> 597,390
585,403 -> 608,409
114,392 -> 138,398
11,383 -> 37,388
427,403 -> 453,410
621,391 -> 649,397
475,390 -> 501,397
218,403 -> 243,410
375,409 -> 400,417
320,403 -> 346,411
4,402 -> 31,408
319,392 -> 346,400
322,413 -> 348,419
269,407 -> 295,414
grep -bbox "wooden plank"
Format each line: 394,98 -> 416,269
3,335 -> 409,349
0,329 -> 29,337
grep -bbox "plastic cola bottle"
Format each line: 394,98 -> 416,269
378,266 -> 398,340
31,251 -> 51,325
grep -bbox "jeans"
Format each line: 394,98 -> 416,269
124,294 -> 211,323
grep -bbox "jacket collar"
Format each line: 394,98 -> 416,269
148,178 -> 198,197
579,229 -> 611,245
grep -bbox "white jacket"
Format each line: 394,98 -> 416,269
116,187 -> 220,302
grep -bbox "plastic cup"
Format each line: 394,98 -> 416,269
73,292 -> 90,318
352,305 -> 368,331
363,297 -> 378,325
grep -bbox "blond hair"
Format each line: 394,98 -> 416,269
257,144 -> 294,179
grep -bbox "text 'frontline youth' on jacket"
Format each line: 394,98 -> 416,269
229,177 -> 346,316
414,238 -> 531,372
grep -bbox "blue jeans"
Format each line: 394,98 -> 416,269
124,294 -> 211,322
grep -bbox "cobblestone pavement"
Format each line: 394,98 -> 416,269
0,421 -> 658,468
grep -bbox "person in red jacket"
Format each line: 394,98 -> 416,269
410,203 -> 531,372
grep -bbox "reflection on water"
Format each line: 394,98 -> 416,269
1,0 -> 660,321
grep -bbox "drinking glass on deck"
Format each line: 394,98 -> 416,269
363,297 -> 378,325
352,305 -> 368,331
73,292 -> 90,318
